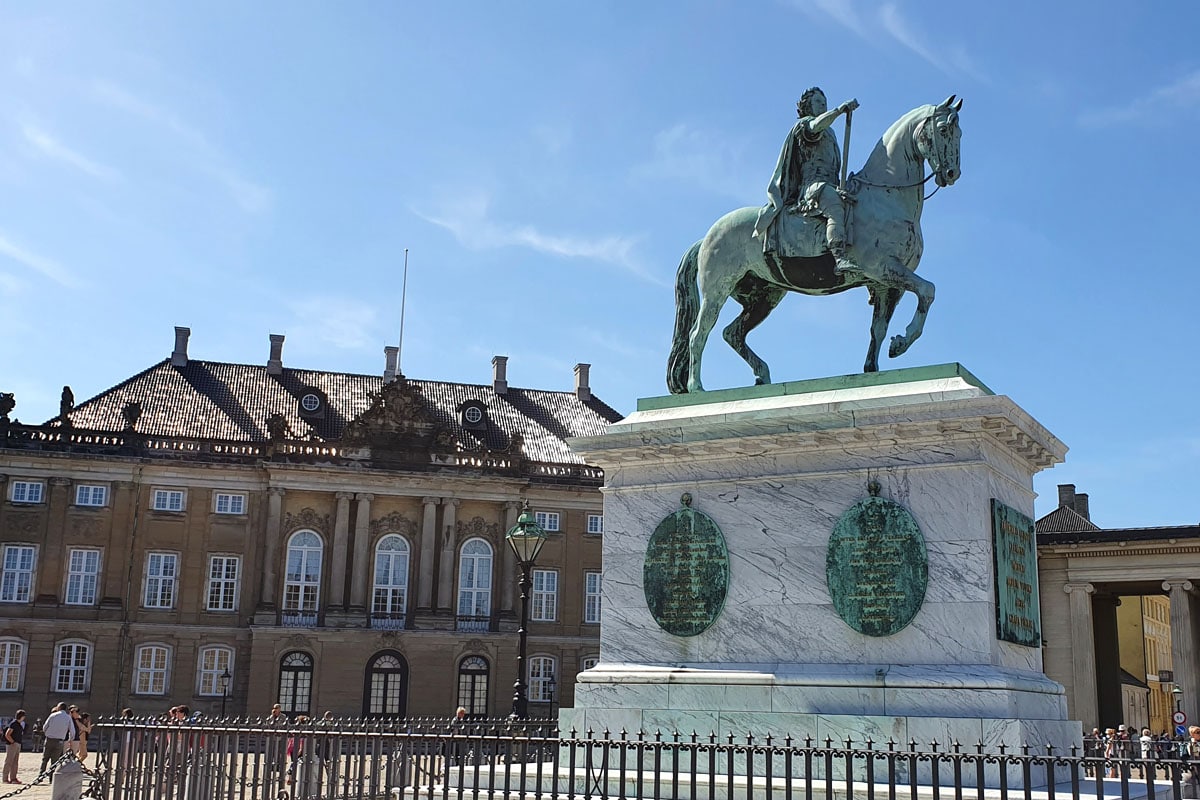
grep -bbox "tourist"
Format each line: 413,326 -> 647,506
66,706 -> 83,756
1103,728 -> 1118,778
3,709 -> 26,784
1140,728 -> 1154,779
40,702 -> 73,773
76,712 -> 92,764
1083,727 -> 1100,776
1183,726 -> 1200,799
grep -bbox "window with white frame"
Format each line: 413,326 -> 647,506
372,535 -> 409,617
213,492 -> 246,515
65,549 -> 100,606
586,514 -> 603,534
531,569 -> 558,622
144,553 -> 178,609
9,481 -> 43,504
206,556 -> 240,612
528,655 -> 556,703
0,640 -> 25,691
74,484 -> 108,507
0,546 -> 35,603
581,655 -> 599,672
53,641 -> 91,693
133,644 -> 170,695
283,531 -> 322,612
534,511 -> 560,532
151,489 -> 185,512
584,571 -> 602,624
197,645 -> 233,696
456,539 -> 493,621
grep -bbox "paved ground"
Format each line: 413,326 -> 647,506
0,751 -> 99,799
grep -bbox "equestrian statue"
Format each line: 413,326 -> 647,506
666,88 -> 963,393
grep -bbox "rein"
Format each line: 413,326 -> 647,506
850,171 -> 941,200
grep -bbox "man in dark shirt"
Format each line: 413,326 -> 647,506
3,710 -> 25,783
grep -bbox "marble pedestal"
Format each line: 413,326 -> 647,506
562,365 -> 1081,782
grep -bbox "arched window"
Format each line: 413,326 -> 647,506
0,639 -> 26,692
133,643 -> 171,695
278,651 -> 313,715
528,655 -> 556,704
456,656 -> 489,717
363,651 -> 407,718
372,535 -> 410,623
197,645 -> 234,696
283,531 -> 322,617
53,640 -> 92,694
580,655 -> 599,672
457,539 -> 493,631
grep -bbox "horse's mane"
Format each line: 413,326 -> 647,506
856,104 -> 936,184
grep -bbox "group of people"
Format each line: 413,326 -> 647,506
3,702 -> 95,782
1084,724 -> 1200,780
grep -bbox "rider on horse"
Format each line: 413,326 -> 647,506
753,87 -> 859,274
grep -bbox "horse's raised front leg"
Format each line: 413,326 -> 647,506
888,269 -> 935,358
865,285 -> 902,372
724,280 -> 785,385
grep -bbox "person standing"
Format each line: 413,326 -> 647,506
3,710 -> 25,783
1183,725 -> 1200,799
40,702 -> 74,773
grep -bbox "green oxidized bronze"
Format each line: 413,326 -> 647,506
826,482 -> 928,637
990,499 -> 1041,647
643,493 -> 729,637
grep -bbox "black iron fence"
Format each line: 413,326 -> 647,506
88,717 -> 1197,800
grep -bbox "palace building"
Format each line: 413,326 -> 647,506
0,328 -> 621,718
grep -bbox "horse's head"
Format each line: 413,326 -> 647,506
918,95 -> 963,187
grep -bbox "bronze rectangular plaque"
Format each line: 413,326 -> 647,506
991,499 -> 1041,647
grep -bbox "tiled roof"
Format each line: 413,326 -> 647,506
1035,505 -> 1101,534
58,360 -> 623,465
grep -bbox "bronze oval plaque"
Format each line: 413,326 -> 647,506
826,494 -> 928,637
643,495 -> 729,637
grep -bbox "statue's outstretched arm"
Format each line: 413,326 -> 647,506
809,99 -> 859,133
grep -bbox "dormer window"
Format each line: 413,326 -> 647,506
460,402 -> 487,429
297,388 -> 328,419
464,406 -> 483,424
300,394 -> 322,412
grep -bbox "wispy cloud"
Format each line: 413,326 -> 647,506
416,192 -> 664,286
631,123 -> 756,200
1078,69 -> 1200,127
21,123 -> 121,180
792,0 -> 868,37
0,233 -> 78,288
878,4 -> 982,80
91,79 -> 272,213
286,296 -> 378,350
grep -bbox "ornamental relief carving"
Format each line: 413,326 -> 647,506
370,511 -> 418,538
283,507 -> 330,535
68,517 -> 101,538
6,514 -> 41,535
456,516 -> 500,541
284,634 -> 312,650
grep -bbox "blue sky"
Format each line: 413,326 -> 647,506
1,1 -> 1197,528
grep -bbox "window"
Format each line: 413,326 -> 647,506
133,644 -> 170,695
74,484 -> 108,507
214,493 -> 246,515
278,651 -> 313,715
463,406 -> 483,424
300,394 -> 322,412
197,646 -> 233,696
10,481 -> 43,504
534,512 -> 560,532
531,569 -> 558,622
151,489 -> 185,512
65,549 -> 100,606
283,531 -> 322,612
144,553 -> 178,609
586,514 -> 603,534
457,539 -> 493,629
364,651 -> 407,718
53,641 -> 91,693
528,656 -> 556,703
372,535 -> 409,618
584,571 -> 602,624
581,655 -> 599,672
0,546 -> 35,603
457,656 -> 489,717
0,640 -> 25,691
206,556 -> 240,612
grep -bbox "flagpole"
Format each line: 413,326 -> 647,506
397,248 -> 409,374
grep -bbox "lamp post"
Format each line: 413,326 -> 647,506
220,668 -> 232,717
1173,686 -> 1183,713
506,500 -> 548,719
546,675 -> 558,720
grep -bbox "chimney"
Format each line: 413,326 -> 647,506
1057,484 -> 1076,510
492,355 -> 508,395
1075,493 -> 1090,521
574,363 -> 591,401
267,334 -> 285,375
383,346 -> 399,383
170,326 -> 190,367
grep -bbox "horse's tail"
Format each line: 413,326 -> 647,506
666,240 -> 703,394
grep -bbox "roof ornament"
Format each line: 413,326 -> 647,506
121,401 -> 142,432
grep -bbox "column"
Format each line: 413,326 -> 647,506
328,492 -> 353,609
501,501 -> 520,613
417,497 -> 439,610
348,493 -> 373,609
1064,582 -> 1098,728
437,499 -> 460,612
260,488 -> 286,608
1164,580 -> 1199,723
37,478 -> 71,601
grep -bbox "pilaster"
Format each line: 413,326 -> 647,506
329,492 -> 353,609
348,493 -> 373,610
418,497 -> 439,610
437,499 -> 460,612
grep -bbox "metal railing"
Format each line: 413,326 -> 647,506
281,611 -> 320,628
369,613 -> 407,631
455,614 -> 496,632
89,717 -> 1196,800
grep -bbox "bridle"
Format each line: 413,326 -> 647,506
848,111 -> 955,200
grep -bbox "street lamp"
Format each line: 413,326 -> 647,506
506,500 -> 548,719
220,668 -> 232,717
546,675 -> 558,720
1173,686 -> 1183,712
